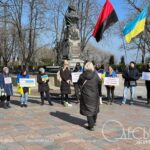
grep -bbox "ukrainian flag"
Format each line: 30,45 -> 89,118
123,6 -> 148,43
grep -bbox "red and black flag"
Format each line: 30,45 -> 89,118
92,0 -> 118,42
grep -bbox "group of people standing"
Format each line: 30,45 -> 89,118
0,61 -> 149,131
59,60 -> 150,130
0,67 -> 53,109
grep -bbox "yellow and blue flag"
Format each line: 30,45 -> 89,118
123,6 -> 148,43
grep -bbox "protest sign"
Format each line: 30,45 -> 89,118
104,77 -> 119,86
72,72 -> 82,83
4,77 -> 12,84
41,75 -> 49,82
19,78 -> 36,87
142,72 -> 150,81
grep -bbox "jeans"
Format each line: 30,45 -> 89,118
87,115 -> 97,128
20,92 -> 28,105
122,86 -> 135,104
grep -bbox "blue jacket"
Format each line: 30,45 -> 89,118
105,70 -> 117,77
16,73 -> 30,84
0,73 -> 13,96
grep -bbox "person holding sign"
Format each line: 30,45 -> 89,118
0,67 -> 13,109
122,62 -> 139,105
105,65 -> 117,105
73,62 -> 83,104
145,63 -> 150,105
37,68 -> 53,106
16,70 -> 30,107
60,60 -> 72,107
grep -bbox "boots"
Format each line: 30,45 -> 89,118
7,101 -> 11,108
41,100 -> 44,105
3,101 -> 8,109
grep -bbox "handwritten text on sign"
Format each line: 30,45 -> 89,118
4,77 -> 12,84
104,77 -> 119,86
72,72 -> 82,83
142,72 -> 150,81
19,78 -> 36,87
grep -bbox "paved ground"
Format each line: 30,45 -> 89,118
0,82 -> 149,150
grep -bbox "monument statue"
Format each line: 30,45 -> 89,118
56,4 -> 84,67
62,5 -> 81,60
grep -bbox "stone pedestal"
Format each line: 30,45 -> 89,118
69,58 -> 84,69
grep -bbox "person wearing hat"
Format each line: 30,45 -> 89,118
122,61 -> 140,105
0,67 -> 13,109
37,68 -> 53,106
60,60 -> 72,107
16,70 -> 30,107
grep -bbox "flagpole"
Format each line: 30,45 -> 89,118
118,22 -> 128,64
135,48 -> 140,63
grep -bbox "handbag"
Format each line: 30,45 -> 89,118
0,88 -> 7,101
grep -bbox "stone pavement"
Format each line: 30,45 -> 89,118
0,83 -> 149,150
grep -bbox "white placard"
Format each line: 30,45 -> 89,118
19,78 -> 36,87
142,72 -> 150,81
104,77 -> 119,86
4,77 -> 12,84
72,72 -> 82,83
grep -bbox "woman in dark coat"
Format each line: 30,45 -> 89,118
78,62 -> 101,131
145,63 -> 150,105
73,62 -> 83,103
60,60 -> 72,107
0,67 -> 13,109
37,68 -> 53,106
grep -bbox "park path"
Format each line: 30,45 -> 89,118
0,82 -> 149,150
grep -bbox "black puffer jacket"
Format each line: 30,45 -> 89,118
122,67 -> 139,87
78,70 -> 101,116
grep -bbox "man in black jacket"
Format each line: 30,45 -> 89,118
122,61 -> 139,105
